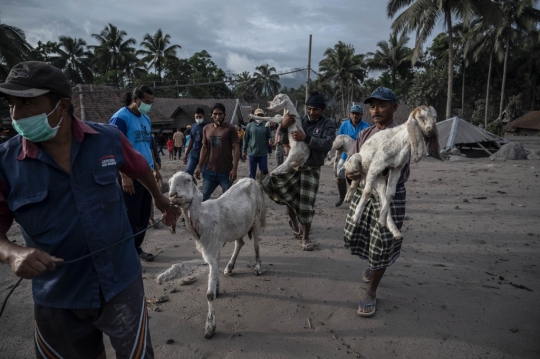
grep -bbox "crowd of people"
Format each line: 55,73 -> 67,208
0,61 -> 409,357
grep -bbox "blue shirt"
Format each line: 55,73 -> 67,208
0,118 -> 149,308
110,107 -> 154,169
188,122 -> 206,159
337,118 -> 370,160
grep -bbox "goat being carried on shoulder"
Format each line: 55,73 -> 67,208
344,105 -> 442,239
249,93 -> 309,175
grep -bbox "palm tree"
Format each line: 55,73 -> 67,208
251,64 -> 281,98
488,0 -> 540,120
232,71 -> 256,101
90,23 -> 138,86
0,23 -> 33,79
319,41 -> 366,118
387,0 -> 483,119
366,32 -> 416,89
136,29 -> 181,80
50,36 -> 93,84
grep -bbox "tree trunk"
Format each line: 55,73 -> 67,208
499,31 -> 511,120
445,10 -> 454,120
530,74 -> 536,111
341,78 -> 345,119
485,52 -> 493,128
461,59 -> 466,120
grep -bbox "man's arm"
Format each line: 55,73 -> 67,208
231,142 -> 240,182
183,130 -> 194,163
194,127 -> 209,180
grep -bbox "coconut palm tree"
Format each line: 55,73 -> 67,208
487,0 -> 540,120
251,64 -> 281,98
136,29 -> 181,81
50,36 -> 93,84
366,32 -> 416,89
387,0 -> 483,119
90,23 -> 138,86
232,71 -> 257,101
0,23 -> 33,79
319,41 -> 366,118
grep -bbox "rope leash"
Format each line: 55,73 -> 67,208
0,218 -> 164,319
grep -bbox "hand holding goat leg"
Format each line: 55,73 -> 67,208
346,105 -> 441,239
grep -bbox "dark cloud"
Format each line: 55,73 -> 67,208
2,0 -> 442,87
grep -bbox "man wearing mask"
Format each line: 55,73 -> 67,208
335,104 -> 370,207
194,103 -> 240,201
0,61 -> 176,358
262,92 -> 336,251
183,107 -> 207,176
242,108 -> 272,179
110,85 -> 161,262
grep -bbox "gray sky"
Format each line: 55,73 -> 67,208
1,0 -> 444,87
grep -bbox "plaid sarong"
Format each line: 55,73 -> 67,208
343,184 -> 406,270
262,165 -> 321,225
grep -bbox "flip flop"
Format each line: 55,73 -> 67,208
301,242 -> 318,251
357,298 -> 377,317
139,251 -> 155,262
362,268 -> 371,283
288,219 -> 303,239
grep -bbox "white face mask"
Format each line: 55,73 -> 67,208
195,118 -> 203,124
255,119 -> 262,124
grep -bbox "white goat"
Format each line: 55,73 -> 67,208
159,171 -> 266,338
345,105 -> 441,239
330,134 -> 356,177
248,94 -> 309,175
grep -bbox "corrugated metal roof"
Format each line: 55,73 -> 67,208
437,116 -> 507,151
504,111 -> 540,131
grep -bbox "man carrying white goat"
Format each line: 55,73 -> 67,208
262,92 -> 336,251
344,87 -> 408,317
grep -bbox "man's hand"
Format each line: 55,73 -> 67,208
7,247 -> 63,279
121,176 -> 135,195
154,169 -> 163,188
291,130 -> 306,142
281,114 -> 296,129
153,194 -> 178,226
229,169 -> 237,183
194,165 -> 202,180
242,152 -> 247,161
182,156 -> 188,164
346,171 -> 362,181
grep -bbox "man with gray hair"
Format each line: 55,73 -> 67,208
344,87 -> 408,318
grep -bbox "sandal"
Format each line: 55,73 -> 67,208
357,298 -> 377,317
362,268 -> 371,283
139,251 -> 155,262
301,242 -> 318,251
288,219 -> 303,239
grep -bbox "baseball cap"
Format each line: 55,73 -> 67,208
254,108 -> 265,115
350,104 -> 363,113
0,61 -> 72,98
364,87 -> 397,104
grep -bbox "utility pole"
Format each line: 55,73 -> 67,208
304,34 -> 312,115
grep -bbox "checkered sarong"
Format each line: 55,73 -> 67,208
262,165 -> 320,225
343,184 -> 406,270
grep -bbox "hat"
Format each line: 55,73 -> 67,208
0,61 -> 72,98
350,104 -> 363,113
363,87 -> 397,104
254,108 -> 265,115
306,92 -> 326,108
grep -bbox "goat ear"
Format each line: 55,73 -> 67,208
425,126 -> 443,161
407,118 -> 425,162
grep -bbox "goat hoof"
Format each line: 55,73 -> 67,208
254,265 -> 262,276
224,266 -> 233,276
204,326 -> 216,339
351,214 -> 361,223
394,234 -> 403,240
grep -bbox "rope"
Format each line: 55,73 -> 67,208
0,218 -> 164,319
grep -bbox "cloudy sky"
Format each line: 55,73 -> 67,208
2,0 -> 444,87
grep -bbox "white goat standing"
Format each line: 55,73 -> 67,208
330,134 -> 356,177
249,94 -> 309,175
345,105 -> 441,239
159,171 -> 266,338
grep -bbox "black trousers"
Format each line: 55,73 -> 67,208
122,179 -> 152,253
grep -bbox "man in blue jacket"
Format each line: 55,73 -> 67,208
335,104 -> 370,206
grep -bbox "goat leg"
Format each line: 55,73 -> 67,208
224,238 -> 244,276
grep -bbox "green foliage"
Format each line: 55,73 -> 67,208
407,65 -> 448,118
